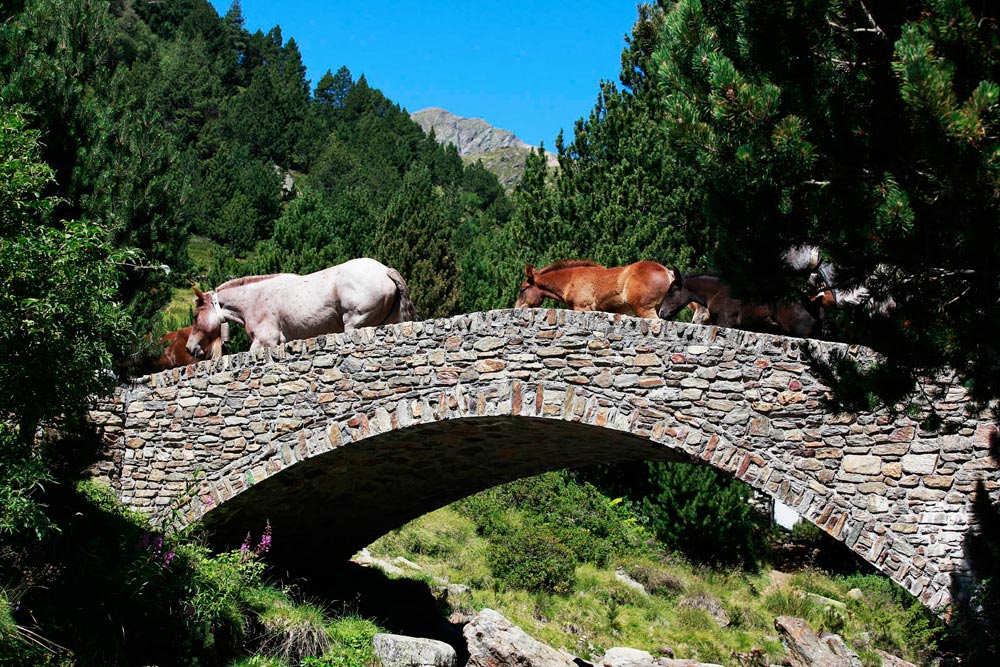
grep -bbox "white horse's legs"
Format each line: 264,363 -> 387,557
250,323 -> 283,351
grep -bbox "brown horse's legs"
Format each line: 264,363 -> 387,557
634,306 -> 659,318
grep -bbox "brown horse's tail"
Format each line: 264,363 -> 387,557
386,267 -> 418,322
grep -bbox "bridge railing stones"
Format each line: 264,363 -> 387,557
89,308 -> 1000,614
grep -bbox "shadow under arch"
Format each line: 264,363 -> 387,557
199,416 -> 688,570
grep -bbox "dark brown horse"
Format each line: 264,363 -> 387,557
152,326 -> 223,370
658,272 -> 822,338
515,260 -> 676,318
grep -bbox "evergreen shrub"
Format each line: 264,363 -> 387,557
456,471 -> 648,567
643,463 -> 763,568
486,524 -> 576,595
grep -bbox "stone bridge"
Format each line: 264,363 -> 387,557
90,309 -> 999,614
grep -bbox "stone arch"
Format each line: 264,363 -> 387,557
98,309 -> 1000,613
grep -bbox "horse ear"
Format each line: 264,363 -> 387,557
672,268 -> 683,285
192,285 -> 205,304
524,263 -> 535,281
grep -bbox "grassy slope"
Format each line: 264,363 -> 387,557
367,506 -> 941,667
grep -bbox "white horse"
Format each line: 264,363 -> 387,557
781,244 -> 897,315
186,257 -> 417,356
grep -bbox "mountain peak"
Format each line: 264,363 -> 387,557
411,107 -> 533,156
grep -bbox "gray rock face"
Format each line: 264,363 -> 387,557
775,616 -> 862,667
411,107 -> 531,156
373,633 -> 457,667
599,647 -> 723,667
677,594 -> 730,627
874,649 -> 917,667
601,647 -> 657,667
463,608 -> 577,667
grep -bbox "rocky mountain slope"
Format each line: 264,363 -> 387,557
411,107 -> 558,189
411,107 -> 533,155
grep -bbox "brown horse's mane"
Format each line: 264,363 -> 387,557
215,273 -> 281,291
535,259 -> 604,274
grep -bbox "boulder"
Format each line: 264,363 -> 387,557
599,647 -> 723,667
677,594 -> 730,627
601,647 -> 657,667
373,633 -> 457,667
614,568 -> 649,595
874,650 -> 917,667
775,616 -> 862,667
463,608 -> 577,667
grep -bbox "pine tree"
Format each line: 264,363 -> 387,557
375,165 -> 461,317
314,65 -> 354,109
0,103 -> 130,444
532,3 -> 701,270
642,462 -> 760,567
655,0 -> 1000,412
0,0 -> 189,329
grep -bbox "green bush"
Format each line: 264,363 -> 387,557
838,574 -> 941,662
487,524 -> 577,594
643,463 -> 763,568
457,471 -> 648,567
790,520 -> 824,543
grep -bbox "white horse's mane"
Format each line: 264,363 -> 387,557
215,274 -> 281,291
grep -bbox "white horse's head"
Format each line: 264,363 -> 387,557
187,286 -> 225,359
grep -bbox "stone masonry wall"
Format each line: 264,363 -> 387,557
89,309 -> 1000,614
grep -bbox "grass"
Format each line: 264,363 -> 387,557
188,235 -> 223,279
236,587 -> 383,667
364,505 -> 942,667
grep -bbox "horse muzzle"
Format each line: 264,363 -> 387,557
658,303 -> 684,320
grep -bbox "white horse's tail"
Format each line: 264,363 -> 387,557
386,267 -> 418,322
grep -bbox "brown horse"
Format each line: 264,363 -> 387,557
689,301 -> 711,325
514,260 -> 676,318
152,326 -> 223,370
658,272 -> 822,338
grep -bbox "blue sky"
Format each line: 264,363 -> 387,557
208,1 -> 640,147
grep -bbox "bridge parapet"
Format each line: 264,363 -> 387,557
90,309 -> 999,613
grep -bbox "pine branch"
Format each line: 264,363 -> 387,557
827,19 -> 886,36
857,0 -> 887,40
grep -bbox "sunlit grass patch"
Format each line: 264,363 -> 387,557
256,598 -> 331,663
324,614 -> 382,667
361,479 -> 942,667
367,507 -> 492,589
188,235 -> 223,278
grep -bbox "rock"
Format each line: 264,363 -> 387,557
448,611 -> 474,625
614,568 -> 649,595
775,616 -> 862,667
464,608 -> 577,667
874,650 -> 917,667
372,633 -> 457,667
677,594 -> 730,627
598,647 -> 723,667
803,591 -> 846,609
393,556 -> 424,571
846,588 -> 864,600
352,549 -> 407,576
601,647 -> 657,667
